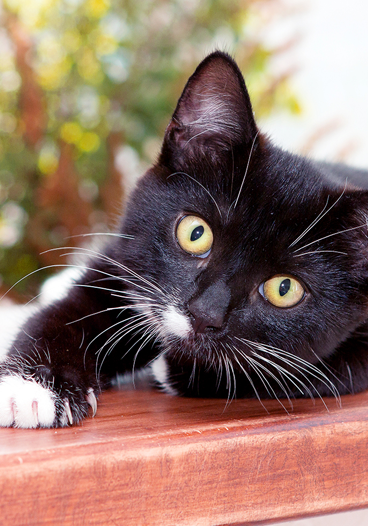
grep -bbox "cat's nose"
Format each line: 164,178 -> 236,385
188,280 -> 231,334
189,310 -> 224,334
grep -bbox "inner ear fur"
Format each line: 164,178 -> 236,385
161,51 -> 258,162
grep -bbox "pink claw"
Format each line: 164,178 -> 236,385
86,388 -> 97,417
64,399 -> 73,425
32,400 -> 39,427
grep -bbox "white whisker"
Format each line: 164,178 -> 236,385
289,182 -> 347,249
235,337 -> 341,409
225,344 -> 269,413
289,196 -> 330,249
230,130 -> 259,213
46,246 -> 164,296
167,172 -> 223,220
230,342 -> 292,411
96,314 -> 159,381
293,223 -> 366,254
86,312 -> 147,367
67,232 -> 134,240
246,354 -> 291,413
237,337 -> 340,397
67,306 -> 130,325
188,357 -> 197,388
294,250 -> 348,258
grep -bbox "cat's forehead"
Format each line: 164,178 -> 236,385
161,144 -> 327,223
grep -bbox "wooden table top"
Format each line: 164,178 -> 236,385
1,386 -> 368,525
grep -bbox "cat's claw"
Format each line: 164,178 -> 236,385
64,398 -> 73,425
32,400 -> 39,427
86,388 -> 97,417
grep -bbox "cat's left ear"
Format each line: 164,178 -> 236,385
161,51 -> 258,162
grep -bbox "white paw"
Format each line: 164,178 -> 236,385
0,376 -> 56,428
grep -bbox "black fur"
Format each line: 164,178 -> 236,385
4,51 -> 368,426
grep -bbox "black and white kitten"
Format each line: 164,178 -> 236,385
1,51 -> 368,428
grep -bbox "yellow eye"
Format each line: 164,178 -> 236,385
176,215 -> 213,257
261,275 -> 305,308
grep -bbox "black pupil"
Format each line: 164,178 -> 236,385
190,225 -> 204,242
279,279 -> 291,297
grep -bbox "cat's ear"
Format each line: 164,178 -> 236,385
161,51 -> 258,161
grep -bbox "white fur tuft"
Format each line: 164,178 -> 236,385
40,267 -> 84,305
0,304 -> 37,362
161,305 -> 191,339
151,355 -> 178,396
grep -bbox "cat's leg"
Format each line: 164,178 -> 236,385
0,302 -> 57,428
0,265 -> 157,428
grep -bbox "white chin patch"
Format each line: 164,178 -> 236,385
161,305 -> 191,339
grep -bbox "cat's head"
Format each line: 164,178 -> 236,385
118,52 -> 368,399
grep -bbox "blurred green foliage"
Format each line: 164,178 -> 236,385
0,0 -> 300,298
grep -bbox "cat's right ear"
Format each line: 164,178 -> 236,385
160,51 -> 258,164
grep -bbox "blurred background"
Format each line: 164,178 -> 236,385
0,0 -> 302,299
0,0 -> 367,307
